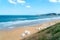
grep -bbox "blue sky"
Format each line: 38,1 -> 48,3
0,0 -> 60,15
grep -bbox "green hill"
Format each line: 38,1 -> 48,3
23,23 -> 60,40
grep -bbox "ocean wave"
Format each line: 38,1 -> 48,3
0,17 -> 60,30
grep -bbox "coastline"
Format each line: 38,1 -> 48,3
0,17 -> 60,30
0,20 -> 60,40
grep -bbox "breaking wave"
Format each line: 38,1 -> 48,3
0,17 -> 60,30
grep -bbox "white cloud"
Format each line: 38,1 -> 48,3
26,5 -> 31,8
17,0 -> 26,4
49,0 -> 57,2
8,0 -> 31,8
49,0 -> 60,2
58,0 -> 60,2
8,0 -> 16,4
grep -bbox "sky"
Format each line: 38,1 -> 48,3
0,0 -> 60,15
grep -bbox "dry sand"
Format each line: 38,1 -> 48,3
0,20 -> 60,40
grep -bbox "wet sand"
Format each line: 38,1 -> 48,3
0,20 -> 60,40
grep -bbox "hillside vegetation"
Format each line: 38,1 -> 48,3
23,23 -> 60,40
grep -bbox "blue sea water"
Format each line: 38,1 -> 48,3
0,15 -> 60,30
0,15 -> 54,22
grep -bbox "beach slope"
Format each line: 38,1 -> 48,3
0,20 -> 60,40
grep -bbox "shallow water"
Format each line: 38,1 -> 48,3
0,15 -> 60,30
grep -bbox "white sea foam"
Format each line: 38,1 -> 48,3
8,27 -> 14,29
0,17 -> 60,30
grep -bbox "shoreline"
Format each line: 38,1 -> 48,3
0,18 -> 60,31
0,20 -> 60,40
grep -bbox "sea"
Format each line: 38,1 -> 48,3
0,15 -> 60,30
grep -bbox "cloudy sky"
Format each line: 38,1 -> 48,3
0,0 -> 60,15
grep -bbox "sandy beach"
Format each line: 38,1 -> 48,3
0,20 -> 60,40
